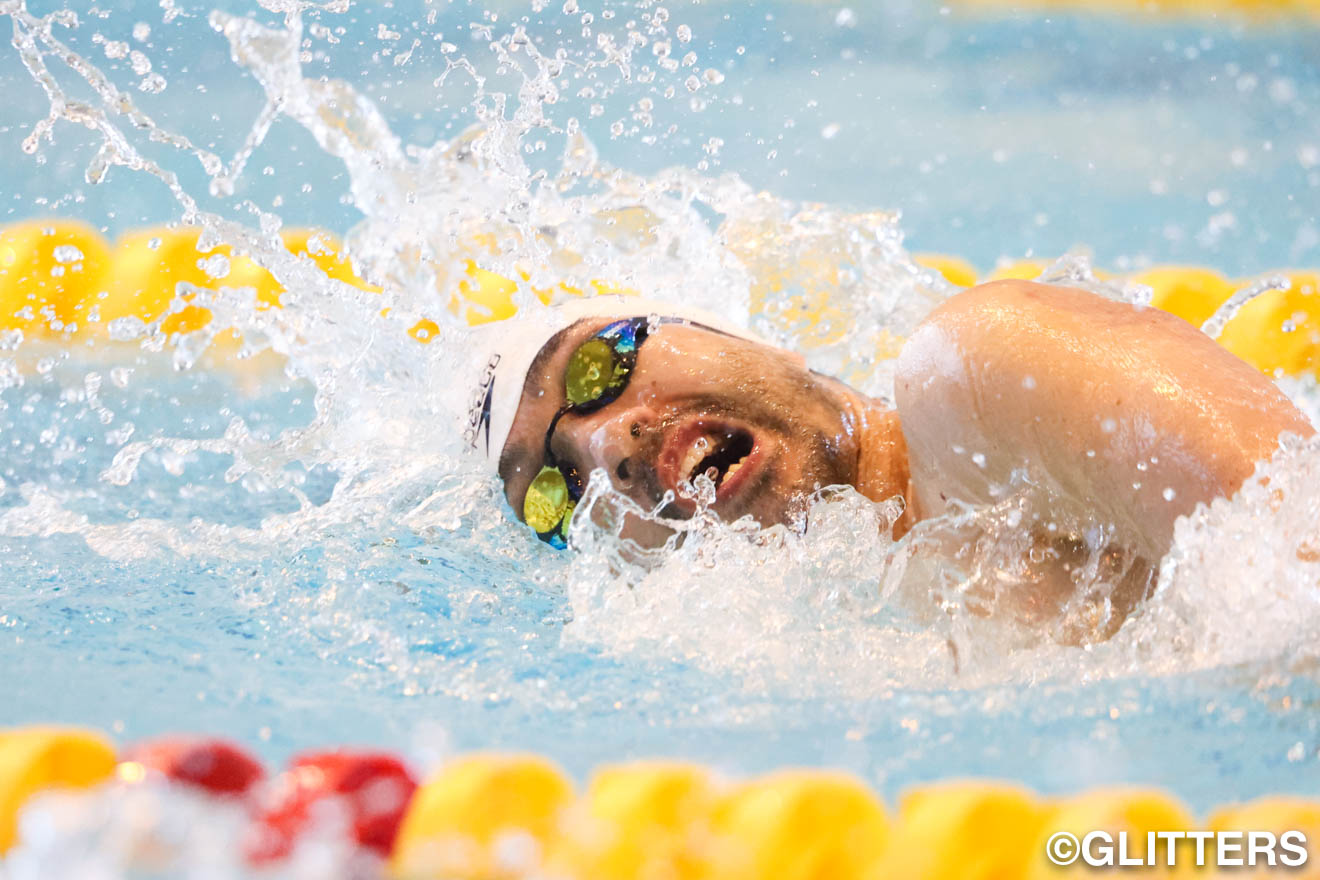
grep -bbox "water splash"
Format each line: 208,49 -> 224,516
0,0 -> 1317,742
3,0 -> 1320,873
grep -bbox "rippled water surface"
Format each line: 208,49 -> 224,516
1,0 -> 1319,830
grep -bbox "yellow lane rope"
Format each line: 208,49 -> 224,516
2,726 -> 1317,878
1,221 -> 1316,378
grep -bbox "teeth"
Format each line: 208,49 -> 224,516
724,456 -> 746,481
675,434 -> 752,489
679,436 -> 711,482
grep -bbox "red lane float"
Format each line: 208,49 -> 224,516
120,736 -> 266,798
245,749 -> 418,864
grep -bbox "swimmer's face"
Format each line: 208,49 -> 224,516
498,318 -> 857,546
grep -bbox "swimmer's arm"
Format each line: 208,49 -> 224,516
893,279 -> 1315,559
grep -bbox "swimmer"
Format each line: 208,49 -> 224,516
468,280 -> 1313,627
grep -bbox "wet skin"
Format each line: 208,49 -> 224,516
498,319 -> 912,547
498,280 -> 1315,558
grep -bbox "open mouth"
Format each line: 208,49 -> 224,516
676,427 -> 756,492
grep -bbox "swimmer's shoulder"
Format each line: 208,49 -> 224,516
908,278 -> 1209,350
894,279 -> 1314,553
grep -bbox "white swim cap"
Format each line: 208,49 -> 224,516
463,295 -> 762,468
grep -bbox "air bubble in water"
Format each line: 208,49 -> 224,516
52,245 -> 84,263
132,22 -> 150,41
676,24 -> 692,42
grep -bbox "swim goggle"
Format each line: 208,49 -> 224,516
523,315 -> 687,548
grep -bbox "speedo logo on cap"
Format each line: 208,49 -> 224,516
463,354 -> 500,455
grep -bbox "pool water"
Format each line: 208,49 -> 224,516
1,0 -> 1319,858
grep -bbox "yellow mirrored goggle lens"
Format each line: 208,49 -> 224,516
524,466 -> 571,534
564,337 -> 618,406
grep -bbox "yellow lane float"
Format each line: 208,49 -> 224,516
1217,271 -> 1320,378
0,726 -> 117,852
1025,787 -> 1194,878
101,226 -> 285,339
1132,266 -> 1236,329
988,259 -> 1051,282
875,781 -> 1047,880
547,761 -> 717,880
915,253 -> 980,288
1208,797 -> 1320,879
705,770 -> 890,880
0,220 -> 112,338
390,753 -> 575,879
1,220 -> 1319,379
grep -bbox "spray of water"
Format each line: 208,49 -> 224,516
3,0 -> 1320,875
2,0 -> 1318,759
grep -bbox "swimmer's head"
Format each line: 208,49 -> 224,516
466,296 -> 871,547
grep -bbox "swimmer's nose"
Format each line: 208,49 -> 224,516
556,405 -> 654,494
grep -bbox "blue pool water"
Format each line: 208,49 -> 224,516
1,0 -> 1319,843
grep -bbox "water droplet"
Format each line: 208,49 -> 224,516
1162,487 -> 1177,501
52,244 -> 84,263
129,50 -> 152,75
199,254 -> 230,279
100,38 -> 129,60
